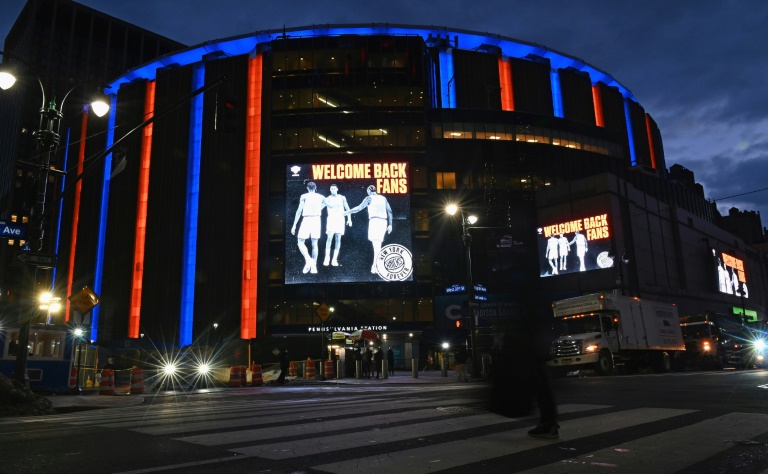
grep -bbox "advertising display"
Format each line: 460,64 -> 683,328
286,161 -> 413,284
537,213 -> 614,277
713,249 -> 748,298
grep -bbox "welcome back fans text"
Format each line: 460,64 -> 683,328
311,163 -> 408,194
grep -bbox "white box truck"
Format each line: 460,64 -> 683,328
548,293 -> 685,375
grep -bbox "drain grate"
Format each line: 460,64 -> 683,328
437,406 -> 480,413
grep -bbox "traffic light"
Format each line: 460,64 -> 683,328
456,320 -> 462,328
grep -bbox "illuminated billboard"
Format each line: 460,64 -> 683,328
713,249 -> 748,298
285,161 -> 413,284
537,213 -> 614,277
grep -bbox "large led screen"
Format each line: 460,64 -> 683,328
286,161 -> 413,284
713,249 -> 748,298
537,213 -> 614,277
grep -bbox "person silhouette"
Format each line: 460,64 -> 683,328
344,185 -> 393,273
323,184 -> 352,267
569,230 -> 588,272
291,181 -> 327,274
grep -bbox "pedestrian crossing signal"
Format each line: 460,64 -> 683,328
456,320 -> 462,328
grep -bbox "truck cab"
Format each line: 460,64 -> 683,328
679,313 -> 763,370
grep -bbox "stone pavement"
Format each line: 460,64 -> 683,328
45,369 -> 482,410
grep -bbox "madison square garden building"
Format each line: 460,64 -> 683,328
47,24 -> 768,365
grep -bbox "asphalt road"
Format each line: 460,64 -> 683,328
2,369 -> 768,473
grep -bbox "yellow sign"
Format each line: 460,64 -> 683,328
68,286 -> 100,314
316,303 -> 331,322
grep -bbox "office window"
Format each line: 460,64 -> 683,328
434,172 -> 457,189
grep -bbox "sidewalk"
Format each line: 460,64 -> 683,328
45,369 -> 482,410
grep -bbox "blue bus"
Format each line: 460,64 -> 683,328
0,324 -> 96,393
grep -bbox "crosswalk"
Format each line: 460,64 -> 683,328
18,388 -> 768,473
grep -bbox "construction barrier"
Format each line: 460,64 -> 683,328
99,368 -> 115,395
288,361 -> 297,377
68,368 -> 79,393
323,360 -> 334,380
251,364 -> 263,386
229,365 -> 246,387
130,366 -> 145,394
305,358 -> 316,379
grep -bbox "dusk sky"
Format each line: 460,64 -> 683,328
3,0 -> 768,225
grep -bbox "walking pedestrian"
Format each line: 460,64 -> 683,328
277,349 -> 289,384
374,348 -> 383,378
386,347 -> 395,375
489,304 -> 559,439
363,348 -> 373,378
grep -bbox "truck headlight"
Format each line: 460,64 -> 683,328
584,344 -> 598,353
754,339 -> 766,352
702,342 -> 711,352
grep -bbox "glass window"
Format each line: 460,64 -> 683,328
414,210 -> 429,232
434,172 -> 457,190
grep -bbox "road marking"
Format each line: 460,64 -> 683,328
517,412 -> 768,473
311,407 -> 693,473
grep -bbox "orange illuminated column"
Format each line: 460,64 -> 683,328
645,113 -> 657,169
128,80 -> 155,338
592,85 -> 605,127
498,57 -> 514,111
64,108 -> 90,322
241,54 -> 262,340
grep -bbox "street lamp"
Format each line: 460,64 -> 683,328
446,204 -> 480,378
1,51 -> 110,385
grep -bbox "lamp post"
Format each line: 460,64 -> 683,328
446,204 -> 480,378
1,51 -> 110,385
72,326 -> 85,393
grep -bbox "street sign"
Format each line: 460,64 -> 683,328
316,303 -> 331,322
445,284 -> 466,294
68,286 -> 100,314
474,294 -> 488,301
473,284 -> 487,293
15,251 -> 56,268
0,221 -> 25,238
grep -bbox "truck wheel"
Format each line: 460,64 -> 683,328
595,351 -> 612,375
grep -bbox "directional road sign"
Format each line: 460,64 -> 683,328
15,251 -> 56,268
68,286 -> 100,314
316,303 -> 331,322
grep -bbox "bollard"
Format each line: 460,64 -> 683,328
382,360 -> 388,379
412,358 -> 418,378
323,360 -> 334,380
68,367 -> 79,393
288,361 -> 297,377
229,366 -> 245,387
355,360 -> 362,379
336,360 -> 344,379
441,357 -> 448,377
251,364 -> 263,386
130,366 -> 145,394
305,358 -> 316,379
99,368 -> 115,395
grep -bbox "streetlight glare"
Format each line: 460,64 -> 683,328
0,71 -> 16,90
446,204 -> 458,216
74,328 -> 84,337
467,214 -> 478,225
90,98 -> 110,117
39,292 -> 52,303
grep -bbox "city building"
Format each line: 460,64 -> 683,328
3,19 -> 766,373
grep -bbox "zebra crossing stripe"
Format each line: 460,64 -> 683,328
137,398 -> 476,436
180,407 -> 470,447
310,407 -> 694,473
87,396 -> 405,430
516,412 -> 768,473
228,404 -> 609,460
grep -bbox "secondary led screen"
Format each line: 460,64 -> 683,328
286,161 -> 413,284
537,213 -> 613,277
713,249 -> 748,298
